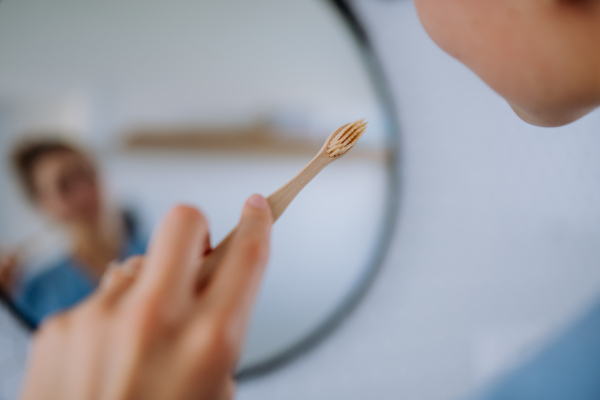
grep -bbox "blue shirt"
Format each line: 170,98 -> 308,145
472,296 -> 600,400
16,235 -> 146,325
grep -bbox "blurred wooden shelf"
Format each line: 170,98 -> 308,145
122,125 -> 389,161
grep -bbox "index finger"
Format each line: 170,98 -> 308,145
204,194 -> 272,320
135,205 -> 210,315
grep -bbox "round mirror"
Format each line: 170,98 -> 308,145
0,0 -> 398,376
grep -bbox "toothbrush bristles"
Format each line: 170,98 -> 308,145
326,119 -> 368,158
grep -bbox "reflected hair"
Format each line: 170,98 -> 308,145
11,138 -> 80,200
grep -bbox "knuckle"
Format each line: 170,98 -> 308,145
124,255 -> 144,267
238,236 -> 268,265
127,295 -> 163,328
119,258 -> 144,278
202,318 -> 238,364
122,292 -> 175,338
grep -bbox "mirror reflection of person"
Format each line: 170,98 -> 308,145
14,2 -> 600,400
0,139 -> 146,325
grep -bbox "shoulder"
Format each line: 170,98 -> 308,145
22,259 -> 73,291
15,260 -> 73,323
17,258 -> 93,318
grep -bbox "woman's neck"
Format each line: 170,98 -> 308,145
69,212 -> 124,281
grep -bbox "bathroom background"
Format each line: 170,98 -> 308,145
2,1 -> 600,400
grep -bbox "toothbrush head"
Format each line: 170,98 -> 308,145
326,119 -> 368,158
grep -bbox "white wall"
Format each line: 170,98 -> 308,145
0,0 -> 382,145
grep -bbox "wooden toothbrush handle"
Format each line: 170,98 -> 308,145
197,152 -> 331,286
266,152 -> 331,221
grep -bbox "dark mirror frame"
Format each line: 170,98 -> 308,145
0,0 -> 402,380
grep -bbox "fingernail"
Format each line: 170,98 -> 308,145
246,194 -> 268,210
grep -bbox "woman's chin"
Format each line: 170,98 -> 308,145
509,102 -> 599,128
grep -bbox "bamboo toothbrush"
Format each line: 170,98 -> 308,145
198,118 -> 368,285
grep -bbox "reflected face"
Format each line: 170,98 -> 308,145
414,0 -> 600,127
31,151 -> 102,224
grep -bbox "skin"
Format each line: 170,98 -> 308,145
20,195 -> 273,400
32,151 -> 123,280
0,150 -> 122,292
413,0 -> 600,127
33,151 -> 102,225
